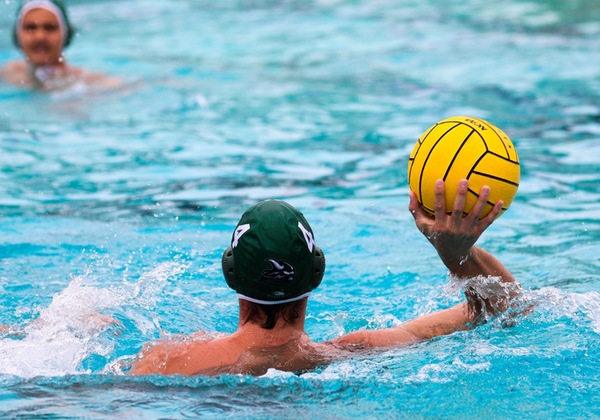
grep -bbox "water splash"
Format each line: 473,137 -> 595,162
0,262 -> 185,378
403,356 -> 491,384
443,274 -> 528,323
534,287 -> 600,334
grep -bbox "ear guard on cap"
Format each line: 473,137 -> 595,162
221,246 -> 237,290
221,245 -> 326,293
311,245 -> 325,290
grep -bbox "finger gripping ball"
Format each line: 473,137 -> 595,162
408,116 -> 520,218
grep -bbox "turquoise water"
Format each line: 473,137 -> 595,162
1,0 -> 599,417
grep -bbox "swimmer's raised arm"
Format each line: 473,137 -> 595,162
330,179 -> 519,350
410,179 -> 515,285
410,179 -> 518,316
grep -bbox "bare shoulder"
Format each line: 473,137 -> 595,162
128,340 -> 171,375
62,66 -> 123,89
128,333 -> 241,376
82,70 -> 123,89
0,61 -> 28,84
1,61 -> 26,72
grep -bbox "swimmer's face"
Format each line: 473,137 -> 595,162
18,8 -> 64,66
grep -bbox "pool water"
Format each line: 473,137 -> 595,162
1,0 -> 599,417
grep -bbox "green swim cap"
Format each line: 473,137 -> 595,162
222,200 -> 326,304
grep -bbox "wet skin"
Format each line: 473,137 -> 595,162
17,8 -> 65,67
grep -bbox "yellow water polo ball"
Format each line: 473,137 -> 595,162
408,116 -> 520,218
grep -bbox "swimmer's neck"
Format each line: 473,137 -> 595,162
235,321 -> 309,346
235,298 -> 309,346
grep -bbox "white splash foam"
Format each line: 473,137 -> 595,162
536,288 -> 600,334
403,357 -> 490,384
0,262 -> 185,378
260,368 -> 297,379
580,292 -> 600,334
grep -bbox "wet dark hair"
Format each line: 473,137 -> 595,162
242,300 -> 303,330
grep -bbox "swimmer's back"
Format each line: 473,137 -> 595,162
128,328 -> 345,376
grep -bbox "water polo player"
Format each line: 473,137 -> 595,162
1,0 -> 120,90
128,180 -> 522,376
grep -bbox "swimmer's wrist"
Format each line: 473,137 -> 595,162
443,247 -> 479,278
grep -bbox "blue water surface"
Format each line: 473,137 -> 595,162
1,0 -> 599,418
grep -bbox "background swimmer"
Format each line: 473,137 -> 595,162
0,0 -> 120,90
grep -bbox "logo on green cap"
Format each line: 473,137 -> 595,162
262,259 -> 295,282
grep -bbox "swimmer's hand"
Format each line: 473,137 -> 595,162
85,312 -> 121,334
409,179 -> 519,316
25,311 -> 122,335
410,179 -> 501,274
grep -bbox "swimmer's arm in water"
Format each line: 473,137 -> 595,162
329,302 -> 472,350
0,312 -> 119,339
330,180 -> 519,351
